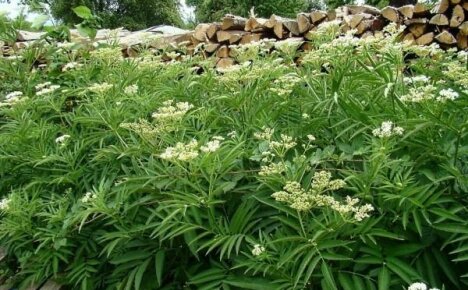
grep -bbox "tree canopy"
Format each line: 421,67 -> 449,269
1,0 -> 183,31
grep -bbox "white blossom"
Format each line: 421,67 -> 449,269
55,134 -> 71,145
0,198 -> 11,211
251,244 -> 265,256
124,84 -> 139,95
408,282 -> 427,290
372,121 -> 404,138
437,88 -> 459,102
81,192 -> 97,203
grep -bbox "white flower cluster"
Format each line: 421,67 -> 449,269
124,84 -> 139,95
55,134 -> 71,145
399,85 -> 436,103
152,100 -> 194,123
90,47 -> 123,62
259,162 -> 286,176
443,61 -> 468,89
160,139 -> 200,161
251,244 -> 265,256
372,121 -> 404,138
271,171 -> 374,221
81,192 -> 97,203
120,118 -> 159,140
254,127 -> 275,141
62,61 -> 83,72
229,40 -> 271,62
437,88 -> 459,102
200,136 -> 224,153
160,136 -> 224,162
270,134 -> 297,150
269,73 -> 302,97
274,39 -> 303,57
0,198 -> 11,211
36,82 -> 61,96
89,82 -> 114,94
408,282 -> 439,290
403,75 -> 430,85
0,91 -> 25,107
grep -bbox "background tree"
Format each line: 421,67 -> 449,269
1,0 -> 183,31
186,0 -> 310,22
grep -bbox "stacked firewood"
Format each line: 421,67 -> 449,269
187,1 -> 467,68
2,0 -> 467,64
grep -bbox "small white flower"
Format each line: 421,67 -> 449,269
372,121 -> 404,138
55,134 -> 71,144
408,282 -> 427,290
200,140 -> 222,153
81,192 -> 97,203
437,88 -> 459,102
302,113 -> 310,119
251,244 -> 265,256
62,62 -> 82,72
0,198 -> 11,211
307,135 -> 316,141
124,84 -> 138,95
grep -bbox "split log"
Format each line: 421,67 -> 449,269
240,33 -> 262,44
327,9 -> 337,21
450,5 -> 465,27
382,6 -> 400,22
216,30 -> 247,44
222,15 -> 247,30
431,0 -> 450,14
346,5 -> 381,15
463,2 -> 468,11
413,3 -> 430,16
274,22 -> 288,39
216,45 -> 230,58
193,24 -> 210,42
356,19 -> 372,34
450,0 -> 461,4
207,23 -> 221,40
245,17 -> 268,32
456,31 -> 467,49
345,14 -> 365,29
408,23 -> 427,37
403,32 -> 416,44
216,57 -> 235,69
435,30 -> 457,44
416,32 -> 434,45
398,5 -> 414,18
205,43 -> 220,54
40,280 -> 62,290
459,22 -> 468,35
310,10 -> 328,24
283,20 -> 301,36
297,13 -> 312,34
429,14 -> 449,26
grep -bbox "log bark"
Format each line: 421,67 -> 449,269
327,9 -> 337,21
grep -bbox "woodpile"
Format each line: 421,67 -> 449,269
2,0 -> 467,63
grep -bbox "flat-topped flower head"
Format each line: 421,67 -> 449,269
372,121 -> 404,138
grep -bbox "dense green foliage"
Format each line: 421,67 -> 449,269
186,0 -> 316,22
2,0 -> 183,31
0,24 -> 467,290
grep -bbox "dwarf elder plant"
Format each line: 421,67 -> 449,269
0,23 -> 467,290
